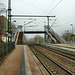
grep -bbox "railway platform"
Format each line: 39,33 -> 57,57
43,42 -> 75,48
0,43 -> 75,75
42,43 -> 75,52
20,45 -> 42,75
53,44 -> 75,48
0,45 -> 42,75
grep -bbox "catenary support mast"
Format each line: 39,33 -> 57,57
8,0 -> 12,42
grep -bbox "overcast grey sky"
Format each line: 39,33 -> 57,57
0,0 -> 75,38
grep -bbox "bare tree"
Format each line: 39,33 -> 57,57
33,35 -> 44,43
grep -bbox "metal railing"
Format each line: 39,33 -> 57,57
46,29 -> 56,43
0,42 -> 15,61
50,29 -> 66,43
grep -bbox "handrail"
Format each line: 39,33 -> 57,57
46,30 -> 56,43
50,29 -> 66,43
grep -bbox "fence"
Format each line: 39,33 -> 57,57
0,42 -> 15,61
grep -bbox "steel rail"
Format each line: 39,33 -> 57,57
28,44 -> 74,75
28,45 -> 53,75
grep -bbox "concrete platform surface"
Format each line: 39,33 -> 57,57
24,45 -> 42,75
0,45 -> 22,75
0,45 -> 42,75
42,43 -> 75,52
53,44 -> 75,48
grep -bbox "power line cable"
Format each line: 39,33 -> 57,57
47,0 -> 62,15
42,0 -> 55,14
37,0 -> 62,25
20,0 -> 62,30
55,15 -> 75,29
36,0 -> 56,25
56,15 -> 75,24
11,18 -> 36,20
22,0 -> 75,31
50,19 -> 57,27
58,19 -> 75,26
22,0 -> 46,12
24,19 -> 36,26
54,18 -> 75,33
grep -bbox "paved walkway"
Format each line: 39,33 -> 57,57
25,45 -> 42,75
43,43 -> 75,52
0,45 -> 22,75
54,44 -> 75,49
0,45 -> 42,75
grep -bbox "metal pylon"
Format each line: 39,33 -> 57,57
8,0 -> 12,42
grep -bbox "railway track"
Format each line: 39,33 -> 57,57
40,45 -> 75,60
28,44 -> 74,75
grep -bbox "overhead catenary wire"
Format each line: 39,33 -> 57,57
54,14 -> 75,32
22,0 -> 46,12
12,0 -> 63,32
47,0 -> 62,15
52,14 -> 75,33
55,14 -> 75,30
56,14 -> 75,24
47,0 -> 71,32
25,25 -> 38,27
42,0 -> 55,14
11,18 -> 36,20
12,0 -> 62,28
50,19 -> 57,27
36,0 -> 62,25
24,19 -> 36,26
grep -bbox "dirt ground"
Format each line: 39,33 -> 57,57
0,45 -> 22,75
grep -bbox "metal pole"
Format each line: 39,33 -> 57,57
8,0 -> 12,42
22,24 -> 24,44
6,10 -> 7,43
72,25 -> 73,35
24,21 -> 25,32
70,24 -> 73,45
47,17 -> 50,31
72,25 -> 74,42
45,33 -> 46,42
44,22 -> 46,42
47,17 -> 50,42
23,21 -> 25,45
67,30 -> 69,42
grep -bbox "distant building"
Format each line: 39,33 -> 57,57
0,16 -> 8,43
